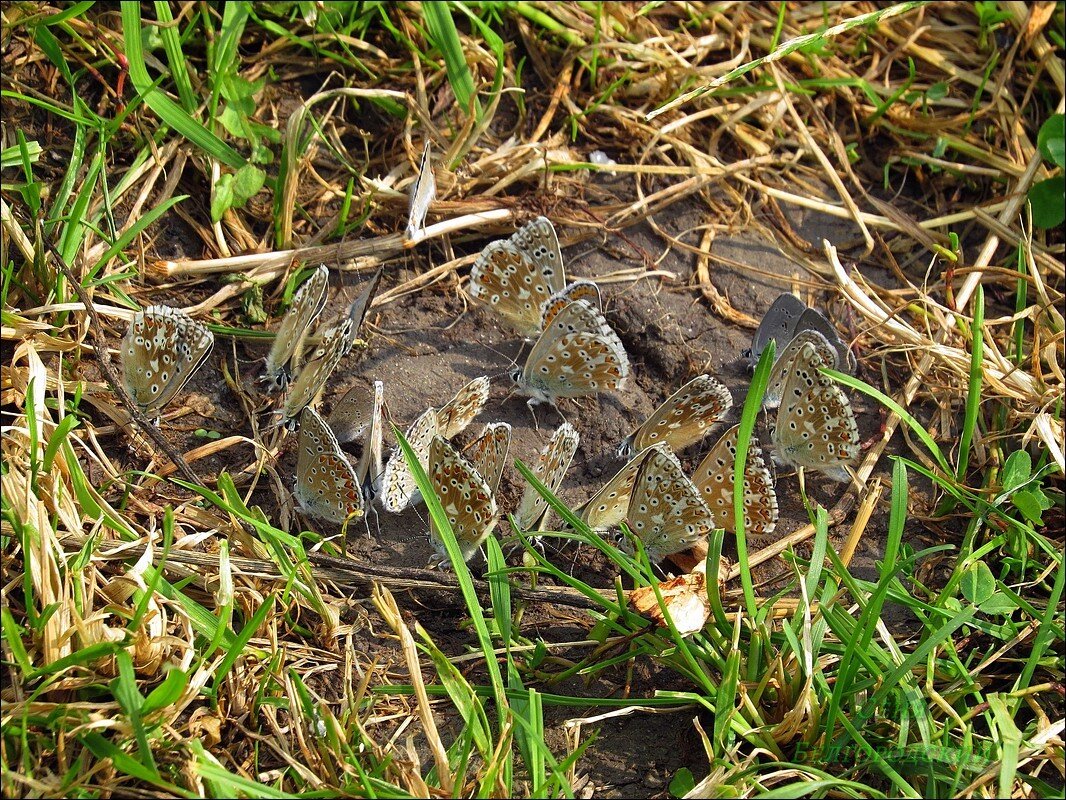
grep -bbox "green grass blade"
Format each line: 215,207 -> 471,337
152,2 -> 198,111
956,284 -> 983,479
736,338 -> 775,620
422,3 -> 480,119
121,3 -> 246,169
828,369 -> 953,475
79,731 -> 194,796
393,424 -> 509,731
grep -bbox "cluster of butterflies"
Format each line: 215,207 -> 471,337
119,265 -> 380,428
118,212 -> 861,571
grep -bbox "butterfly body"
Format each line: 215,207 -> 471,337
515,422 -> 580,531
748,293 -> 854,373
121,305 -> 214,415
690,424 -> 778,537
470,216 -> 603,340
380,377 -> 490,512
405,141 -> 436,240
329,380 -> 385,498
279,271 -> 382,428
463,422 -> 512,493
577,443 -> 670,531
624,447 -> 713,564
763,329 -> 836,410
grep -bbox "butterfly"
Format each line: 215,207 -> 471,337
121,304 -> 214,416
279,305 -> 358,428
279,270 -> 382,428
427,435 -> 499,568
379,377 -> 491,512
616,374 -> 733,460
622,446 -> 714,564
405,140 -> 436,241
514,422 -> 580,531
690,424 -> 778,537
293,406 -> 364,525
463,422 -> 512,493
328,379 -> 385,498
469,216 -> 601,338
771,339 -> 860,482
747,293 -> 855,373
511,299 -> 629,406
576,443 -> 671,532
762,329 -> 836,410
261,265 -> 328,391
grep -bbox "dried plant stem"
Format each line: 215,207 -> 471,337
372,584 -> 454,795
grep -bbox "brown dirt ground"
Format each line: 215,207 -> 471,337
102,184 -> 914,795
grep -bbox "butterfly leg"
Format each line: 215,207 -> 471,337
525,397 -> 544,431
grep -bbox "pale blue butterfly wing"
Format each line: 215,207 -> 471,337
280,312 -> 355,427
747,293 -> 805,367
280,272 -> 381,428
379,377 -> 491,512
328,379 -> 385,498
539,279 -> 602,329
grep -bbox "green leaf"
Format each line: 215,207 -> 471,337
212,173 -> 235,222
1001,450 -> 1032,492
233,164 -> 266,202
926,82 -> 949,101
121,4 -> 246,170
217,104 -> 247,138
979,592 -> 1018,617
961,561 -> 996,606
1012,487 -> 1052,525
142,666 -> 190,715
1037,113 -> 1065,168
1029,176 -> 1065,229
422,3 -> 479,119
669,767 -> 696,797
